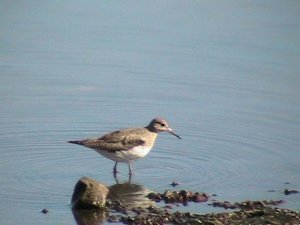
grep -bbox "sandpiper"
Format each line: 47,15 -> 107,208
68,117 -> 181,176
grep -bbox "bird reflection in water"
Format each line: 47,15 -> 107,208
108,182 -> 154,209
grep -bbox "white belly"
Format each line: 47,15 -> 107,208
95,146 -> 153,163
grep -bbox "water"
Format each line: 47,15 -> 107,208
1,1 -> 300,224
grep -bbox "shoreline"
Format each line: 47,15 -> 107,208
69,177 -> 300,224
104,191 -> 300,225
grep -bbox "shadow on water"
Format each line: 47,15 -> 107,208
72,208 -> 107,225
72,178 -> 153,225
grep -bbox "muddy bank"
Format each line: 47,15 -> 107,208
117,206 -> 299,225
73,191 -> 300,225
70,178 -> 299,225
105,197 -> 299,225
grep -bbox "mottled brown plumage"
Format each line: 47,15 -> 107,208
68,118 -> 181,176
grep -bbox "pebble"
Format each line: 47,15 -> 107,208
170,180 -> 180,187
40,209 -> 49,214
283,189 -> 299,195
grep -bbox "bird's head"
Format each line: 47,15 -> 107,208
147,117 -> 181,139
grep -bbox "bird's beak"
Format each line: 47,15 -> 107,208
167,128 -> 182,139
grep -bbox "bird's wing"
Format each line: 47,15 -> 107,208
82,129 -> 146,152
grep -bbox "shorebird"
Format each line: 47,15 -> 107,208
68,118 -> 181,176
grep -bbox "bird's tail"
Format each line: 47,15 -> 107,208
68,140 -> 85,146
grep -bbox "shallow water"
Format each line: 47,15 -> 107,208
1,1 -> 300,224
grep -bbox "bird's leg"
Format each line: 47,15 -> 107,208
128,163 -> 133,183
113,162 -> 118,177
114,175 -> 120,184
128,172 -> 132,184
128,163 -> 132,176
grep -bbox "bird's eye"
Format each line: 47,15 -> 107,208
161,123 -> 165,127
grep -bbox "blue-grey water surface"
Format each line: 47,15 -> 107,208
1,1 -> 300,224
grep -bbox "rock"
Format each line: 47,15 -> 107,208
283,189 -> 299,195
40,208 -> 49,214
170,180 -> 180,187
192,192 -> 209,203
71,177 -> 109,209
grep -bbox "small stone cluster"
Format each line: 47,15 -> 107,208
147,190 -> 209,204
68,177 -> 300,225
210,200 -> 285,210
118,205 -> 300,225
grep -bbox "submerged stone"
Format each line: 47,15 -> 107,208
40,208 -> 49,214
284,189 -> 299,195
71,177 -> 109,209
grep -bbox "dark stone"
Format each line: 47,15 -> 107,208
192,193 -> 208,203
147,192 -> 158,200
211,201 -> 237,209
71,177 -> 109,209
170,180 -> 180,187
40,208 -> 48,214
179,190 -> 187,196
248,210 -> 265,217
284,189 -> 299,195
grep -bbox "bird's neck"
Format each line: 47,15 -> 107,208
145,126 -> 158,133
